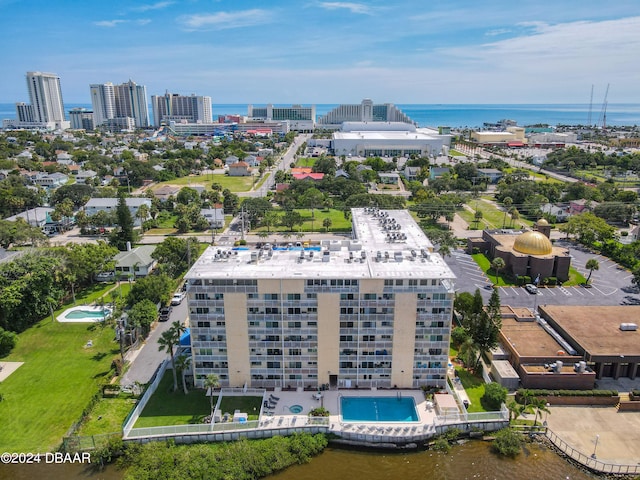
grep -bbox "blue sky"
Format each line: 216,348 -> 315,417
1,0 -> 639,104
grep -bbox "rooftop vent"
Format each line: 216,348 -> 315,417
620,323 -> 638,331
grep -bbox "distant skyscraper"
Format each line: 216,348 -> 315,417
151,92 -> 212,127
89,79 -> 150,129
25,71 -> 66,124
69,108 -> 95,130
90,83 -> 115,126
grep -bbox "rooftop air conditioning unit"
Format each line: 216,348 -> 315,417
620,323 -> 638,331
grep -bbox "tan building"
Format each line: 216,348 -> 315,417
185,208 -> 456,390
467,219 -> 571,283
471,127 -> 526,146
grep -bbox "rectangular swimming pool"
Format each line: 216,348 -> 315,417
341,396 -> 419,422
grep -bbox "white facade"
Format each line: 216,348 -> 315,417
248,104 -> 315,132
152,92 -> 212,127
332,123 -> 452,157
25,71 -> 66,125
185,208 -> 456,390
90,80 -> 150,129
317,99 -> 415,129
84,197 -> 151,226
69,108 -> 94,130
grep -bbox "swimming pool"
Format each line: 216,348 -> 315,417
341,396 -> 419,422
289,404 -> 304,414
58,306 -> 112,323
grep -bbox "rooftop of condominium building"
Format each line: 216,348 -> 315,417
186,208 -> 456,282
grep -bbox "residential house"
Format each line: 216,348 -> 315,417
224,155 -> 239,166
568,199 -> 598,216
477,168 -> 504,184
33,172 -> 69,188
291,167 -> 313,175
429,166 -> 450,180
356,164 -> 373,173
75,169 -> 97,184
228,161 -> 252,176
292,172 -> 324,181
113,245 -> 157,278
56,151 -> 74,165
378,172 -> 400,185
153,185 -> 181,202
541,203 -> 569,222
403,166 -> 420,181
201,205 -> 225,228
84,197 -> 152,226
335,169 -> 350,179
6,207 -> 54,228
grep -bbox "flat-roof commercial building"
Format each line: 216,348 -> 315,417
185,208 -> 456,390
538,305 -> 640,380
332,122 -> 452,158
248,104 -> 315,132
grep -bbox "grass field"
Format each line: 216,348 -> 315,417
76,393 -> 138,436
254,208 -> 352,234
0,284 -> 122,451
459,200 -> 534,230
472,253 -> 516,286
133,372 -> 263,427
295,157 -> 316,167
454,367 -> 487,413
155,174 -> 254,192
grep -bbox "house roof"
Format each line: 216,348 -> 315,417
230,161 -> 250,168
293,173 -> 324,181
113,245 -> 157,268
85,197 -> 151,208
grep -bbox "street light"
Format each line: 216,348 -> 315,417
591,434 -> 600,458
543,402 -> 550,426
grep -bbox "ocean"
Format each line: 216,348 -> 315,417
2,102 -> 639,129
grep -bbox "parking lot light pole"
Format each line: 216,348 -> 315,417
591,434 -> 599,458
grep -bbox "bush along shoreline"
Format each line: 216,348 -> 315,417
97,433 -> 328,479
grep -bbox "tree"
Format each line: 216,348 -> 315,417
127,299 -> 158,337
530,397 -> 550,426
473,209 -> 483,229
175,354 -> 192,395
136,203 -> 150,232
453,291 -> 476,329
502,197 -> 513,228
110,194 -> 136,251
152,237 -> 200,278
0,326 -> 18,356
509,208 -> 520,228
491,257 -> 506,284
158,321 -> 186,392
492,428 -> 522,457
222,190 -> 239,214
507,400 -> 526,423
204,373 -> 220,419
631,265 -> 640,289
281,210 -> 303,232
322,217 -> 332,232
127,273 -> 173,307
585,258 -> 599,285
482,382 -> 508,410
468,289 -> 501,370
50,198 -> 75,232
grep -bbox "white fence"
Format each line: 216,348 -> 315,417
122,360 -> 168,437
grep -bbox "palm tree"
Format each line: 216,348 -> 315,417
204,373 -> 220,419
507,400 -> 526,423
530,397 -> 550,426
491,257 -> 506,285
585,258 -> 599,285
509,208 -> 520,228
157,321 -> 186,392
175,354 -> 192,395
136,204 -> 150,232
502,197 -> 513,228
473,210 -> 483,229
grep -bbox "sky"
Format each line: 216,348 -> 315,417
1,0 -> 640,104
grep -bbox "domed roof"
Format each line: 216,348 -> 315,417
513,231 -> 553,255
536,218 -> 549,226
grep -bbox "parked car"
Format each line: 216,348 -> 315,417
525,284 -> 538,294
159,306 -> 172,322
95,272 -> 115,282
171,291 -> 186,305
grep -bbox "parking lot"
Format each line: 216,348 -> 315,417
444,240 -> 640,308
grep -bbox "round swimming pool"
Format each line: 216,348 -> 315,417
289,404 -> 304,414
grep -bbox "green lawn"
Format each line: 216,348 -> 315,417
134,372 -> 263,427
472,253 -> 517,286
254,208 -> 352,234
156,174 -> 253,192
563,267 -> 587,287
295,157 -> 316,167
0,287 -> 122,451
449,150 -> 467,157
454,367 -> 487,413
460,200 -> 534,230
76,393 -> 138,436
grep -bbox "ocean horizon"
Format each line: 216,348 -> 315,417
2,102 -> 639,129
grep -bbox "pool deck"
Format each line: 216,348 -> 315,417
257,389 -> 442,438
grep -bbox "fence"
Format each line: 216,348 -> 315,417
61,432 -> 121,453
122,360 -> 168,437
545,428 -> 640,476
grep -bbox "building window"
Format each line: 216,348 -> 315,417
267,362 -> 281,369
197,321 -> 210,328
266,321 -> 279,328
264,294 -> 279,300
289,348 -> 301,355
362,335 -> 375,341
195,307 -> 209,314
287,293 -> 301,300
287,307 -> 301,315
266,307 -> 279,314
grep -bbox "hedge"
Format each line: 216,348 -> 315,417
517,389 -> 618,398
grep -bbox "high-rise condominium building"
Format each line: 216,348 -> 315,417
317,98 -> 414,129
248,103 -> 316,132
151,92 -> 212,127
24,71 -> 66,125
69,108 -> 95,130
90,80 -> 150,129
15,102 -> 35,123
185,208 -> 456,391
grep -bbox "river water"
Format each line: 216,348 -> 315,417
0,440 -> 596,480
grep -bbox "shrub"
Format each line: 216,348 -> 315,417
0,327 -> 18,357
545,277 -> 557,286
483,382 -> 507,410
492,428 -> 522,457
472,247 -> 480,254
450,326 -> 469,347
432,437 -> 451,453
308,407 -> 330,417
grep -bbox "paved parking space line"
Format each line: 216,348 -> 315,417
583,287 -> 595,296
544,288 -> 556,296
511,287 -> 520,296
573,288 -> 584,296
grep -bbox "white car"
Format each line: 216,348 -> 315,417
171,291 -> 186,305
525,284 -> 538,294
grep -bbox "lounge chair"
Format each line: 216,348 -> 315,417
269,394 -> 280,401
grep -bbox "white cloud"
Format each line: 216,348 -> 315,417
93,20 -> 127,28
485,28 -> 511,37
318,2 -> 373,15
178,9 -> 273,31
133,2 -> 174,12
137,19 -> 152,26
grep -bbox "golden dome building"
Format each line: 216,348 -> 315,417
467,219 -> 571,283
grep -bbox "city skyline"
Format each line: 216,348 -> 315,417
1,1 -> 640,104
